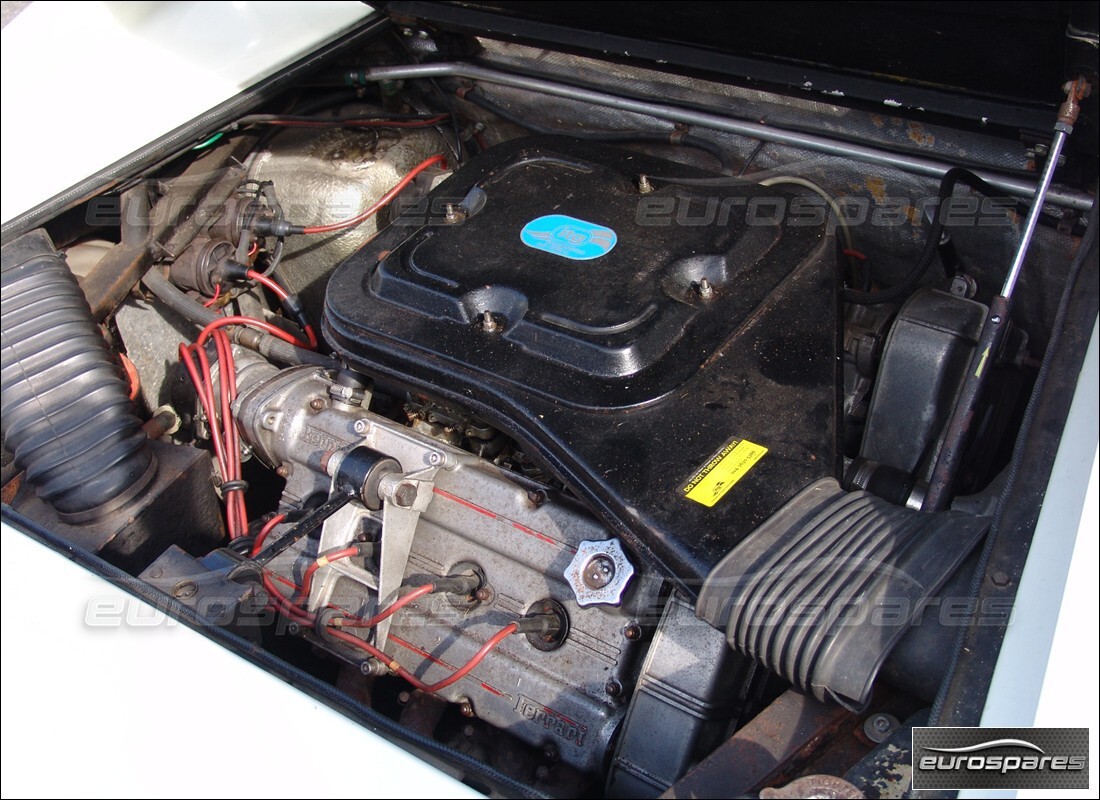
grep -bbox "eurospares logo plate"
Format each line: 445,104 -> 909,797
912,727 -> 1088,790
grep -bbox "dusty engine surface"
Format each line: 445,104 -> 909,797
222,362 -> 658,772
325,137 -> 842,589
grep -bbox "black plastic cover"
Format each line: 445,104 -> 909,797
861,288 -> 988,483
324,137 -> 841,592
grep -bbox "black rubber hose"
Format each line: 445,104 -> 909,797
1,230 -> 155,522
141,267 -> 223,327
460,87 -> 736,174
845,168 -> 1008,305
140,268 -> 334,368
674,133 -> 736,176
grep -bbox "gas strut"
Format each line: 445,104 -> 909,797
922,76 -> 1092,512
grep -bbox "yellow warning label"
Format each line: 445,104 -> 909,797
682,439 -> 768,508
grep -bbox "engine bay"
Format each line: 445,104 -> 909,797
2,10 -> 1097,797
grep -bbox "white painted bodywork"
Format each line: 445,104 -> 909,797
0,520 -> 482,798
0,1 -> 372,223
962,320 -> 1100,800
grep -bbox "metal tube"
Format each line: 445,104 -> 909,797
1000,127 -> 1069,297
922,78 -> 1089,512
360,62 -> 1095,211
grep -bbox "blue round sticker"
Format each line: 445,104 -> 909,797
520,214 -> 617,261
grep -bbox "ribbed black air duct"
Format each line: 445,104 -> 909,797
1,230 -> 155,521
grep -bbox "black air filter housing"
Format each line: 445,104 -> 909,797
325,137 -> 841,593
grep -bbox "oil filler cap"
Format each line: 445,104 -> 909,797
565,539 -> 634,606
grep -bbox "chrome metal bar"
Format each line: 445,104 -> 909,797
360,62 -> 1094,211
923,78 -> 1089,513
1001,127 -> 1069,297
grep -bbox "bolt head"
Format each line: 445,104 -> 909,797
353,418 -> 370,435
623,623 -> 642,641
862,712 -> 899,743
172,580 -> 198,599
393,481 -> 418,507
604,679 -> 622,698
309,397 -> 325,411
